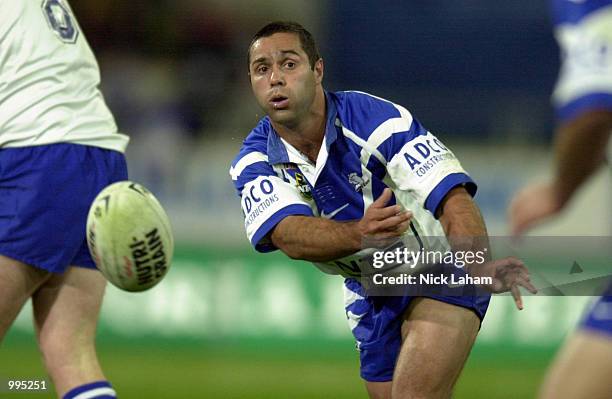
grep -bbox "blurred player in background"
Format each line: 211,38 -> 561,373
0,1 -> 128,398
231,21 -> 535,399
509,1 -> 612,398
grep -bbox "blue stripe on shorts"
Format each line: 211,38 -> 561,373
0,143 -> 128,273
580,284 -> 612,337
344,278 -> 490,382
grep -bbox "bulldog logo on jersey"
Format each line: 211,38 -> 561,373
42,0 -> 79,43
348,173 -> 369,192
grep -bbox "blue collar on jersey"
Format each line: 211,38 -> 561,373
266,91 -> 339,165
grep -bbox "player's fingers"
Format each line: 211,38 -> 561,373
374,212 -> 411,231
509,266 -> 531,282
503,258 -> 531,276
503,256 -> 526,268
511,284 -> 523,310
517,276 -> 538,295
385,219 -> 411,235
372,229 -> 406,240
369,204 -> 404,220
371,188 -> 393,208
503,267 -> 531,288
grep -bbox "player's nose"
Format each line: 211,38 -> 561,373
269,65 -> 285,86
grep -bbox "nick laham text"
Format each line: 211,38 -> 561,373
372,273 -> 493,286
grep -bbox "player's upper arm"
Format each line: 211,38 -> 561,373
369,105 -> 477,217
230,151 -> 313,252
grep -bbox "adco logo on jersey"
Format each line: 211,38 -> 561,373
242,178 -> 279,227
402,135 -> 454,178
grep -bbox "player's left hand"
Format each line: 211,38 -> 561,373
508,181 -> 566,236
470,256 -> 538,310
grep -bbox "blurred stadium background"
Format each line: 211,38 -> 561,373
3,1 -> 610,398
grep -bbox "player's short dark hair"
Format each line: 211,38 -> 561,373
248,21 -> 321,70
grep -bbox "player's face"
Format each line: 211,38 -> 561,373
249,33 -> 323,128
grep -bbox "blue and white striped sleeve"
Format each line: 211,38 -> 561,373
363,102 -> 476,217
230,151 -> 313,252
551,1 -> 612,122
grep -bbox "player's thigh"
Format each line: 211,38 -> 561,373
32,266 -> 107,345
392,297 -> 480,399
0,255 -> 50,342
539,330 -> 612,399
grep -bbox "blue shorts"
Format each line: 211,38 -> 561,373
344,278 -> 490,382
0,143 -> 128,273
580,284 -> 612,337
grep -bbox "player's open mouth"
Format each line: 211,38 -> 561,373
270,95 -> 289,109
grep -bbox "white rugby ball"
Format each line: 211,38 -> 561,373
86,181 -> 174,292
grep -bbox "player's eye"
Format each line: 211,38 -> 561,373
284,61 -> 296,69
255,65 -> 268,74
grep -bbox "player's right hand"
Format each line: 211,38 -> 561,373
508,181 -> 565,236
357,188 -> 412,245
470,256 -> 538,310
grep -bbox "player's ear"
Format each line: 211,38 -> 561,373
314,58 -> 324,84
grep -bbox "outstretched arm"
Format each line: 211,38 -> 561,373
439,186 -> 536,309
270,189 -> 411,262
509,110 -> 612,235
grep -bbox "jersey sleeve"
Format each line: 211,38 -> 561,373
551,3 -> 612,121
230,151 -> 314,252
371,105 -> 477,217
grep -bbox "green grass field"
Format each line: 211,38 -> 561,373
1,332 -> 555,399
0,245 -> 581,398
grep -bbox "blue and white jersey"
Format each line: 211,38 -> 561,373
550,0 -> 612,121
230,91 -> 476,277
